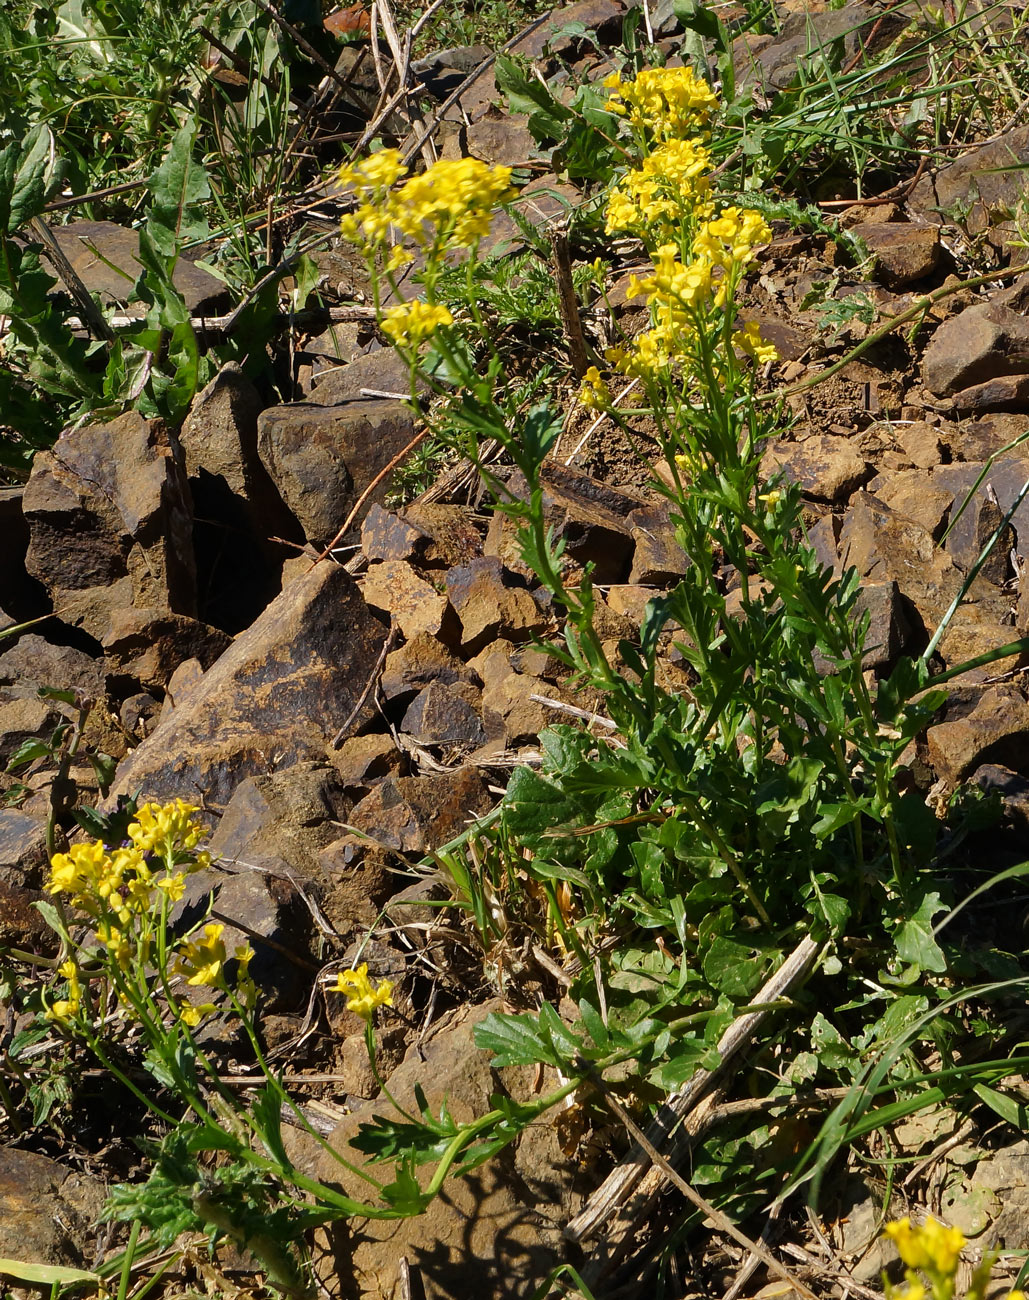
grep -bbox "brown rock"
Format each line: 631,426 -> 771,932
908,124 -> 1029,235
109,563 -> 388,810
257,400 -> 417,543
444,556 -> 544,653
855,581 -> 916,670
161,656 -> 205,720
0,634 -> 104,698
605,584 -> 656,622
896,422 -> 944,469
0,808 -> 50,945
874,472 -> 952,539
0,691 -> 61,766
465,112 -> 538,167
0,1148 -> 106,1269
347,769 -> 492,853
330,733 -> 401,794
932,461 -> 1029,574
360,560 -> 452,641
939,414 -> 1027,462
857,222 -> 942,288
763,434 -> 871,503
628,504 -> 688,584
308,347 -> 423,405
927,686 -> 1029,786
380,633 -> 478,703
361,502 -> 481,569
48,219 -> 225,314
102,608 -> 232,693
23,412 -> 196,642
401,680 -> 487,746
922,303 -> 1029,397
312,1002 -> 580,1300
947,373 -> 1029,414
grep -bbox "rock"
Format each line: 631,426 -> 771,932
0,487 -> 48,621
444,556 -> 545,653
946,373 -> 1029,415
738,3 -> 903,92
896,422 -> 944,469
0,634 -> 104,699
308,347 -> 423,405
330,733 -> 401,793
971,763 -> 1029,832
628,504 -> 688,584
161,657 -> 205,719
481,667 -> 565,746
932,460 -> 1029,569
465,112 -> 538,167
509,0 -> 625,57
922,304 -> 1029,397
939,413 -> 1027,462
855,580 -> 916,670
857,222 -> 942,288
102,608 -> 232,694
120,692 -> 161,739
362,502 -> 481,569
346,769 -> 493,853
181,365 -> 296,631
487,464 -> 643,583
380,633 -> 478,703
360,561 -> 453,641
0,691 -> 61,766
257,400 -> 417,544
927,686 -> 1029,786
109,563 -> 388,810
23,412 -> 196,642
0,1147 -> 106,1269
870,472 -> 951,540
908,124 -> 1029,235
311,1001 -> 581,1300
401,680 -> 487,747
0,807 -> 50,945
48,219 -> 226,314
763,434 -> 871,503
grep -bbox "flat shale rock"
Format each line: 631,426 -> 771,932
380,633 -> 478,703
257,400 -> 416,544
908,124 -> 1029,235
401,679 -> 487,747
313,1002 -> 581,1300
102,608 -> 232,694
360,560 -> 453,641
346,769 -> 492,853
23,412 -> 196,642
928,686 -> 1029,786
444,556 -> 544,653
763,434 -> 871,503
858,222 -> 943,288
0,1147 -> 106,1269
922,303 -> 1029,396
0,807 -> 50,945
110,563 -> 388,810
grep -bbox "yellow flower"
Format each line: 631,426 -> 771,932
386,243 -> 414,272
381,300 -> 453,348
156,873 -> 186,901
579,366 -> 610,410
175,923 -> 227,989
605,137 -> 713,234
885,1218 -> 965,1279
733,320 -> 778,365
179,1002 -> 217,1027
604,65 -> 718,141
48,839 -> 107,899
128,800 -> 207,857
44,959 -> 82,1023
339,147 -> 407,194
758,489 -> 782,507
334,963 -> 393,1021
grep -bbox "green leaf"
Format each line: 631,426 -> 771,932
475,1010 -> 566,1068
503,765 -> 584,841
5,738 -> 52,771
0,125 -> 59,235
494,55 -> 571,142
973,1083 -> 1029,1130
0,1259 -> 101,1287
894,892 -> 948,974
147,121 -> 210,255
702,935 -> 764,997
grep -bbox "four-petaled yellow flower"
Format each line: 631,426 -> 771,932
175,923 -> 227,989
334,963 -> 393,1021
579,366 -> 610,410
45,959 -> 82,1023
381,300 -> 453,348
604,66 -> 718,141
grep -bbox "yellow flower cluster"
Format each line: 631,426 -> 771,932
604,65 -> 718,141
381,300 -> 453,349
605,137 -> 713,236
47,801 -> 210,972
334,963 -> 393,1021
174,922 -> 254,992
339,148 -> 515,253
44,959 -> 82,1023
578,365 -> 611,410
885,1218 -> 965,1280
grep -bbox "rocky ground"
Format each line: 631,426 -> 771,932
5,0 -> 1029,1297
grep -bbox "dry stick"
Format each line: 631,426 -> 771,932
375,0 -> 436,170
331,622 -> 399,748
767,261 -> 1029,404
565,933 -> 823,1244
311,425 -> 430,567
594,1088 -> 820,1300
29,217 -> 114,342
53,302 -> 377,341
551,226 -> 590,379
